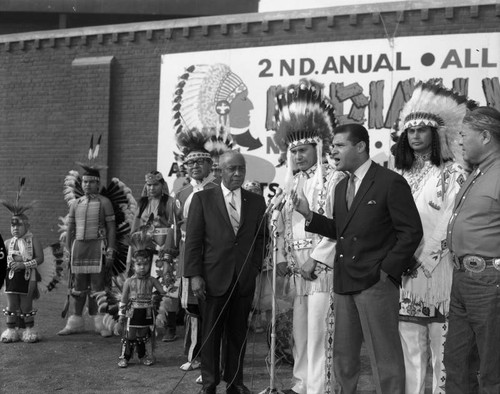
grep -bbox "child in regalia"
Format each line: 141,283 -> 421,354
116,227 -> 165,367
1,178 -> 44,343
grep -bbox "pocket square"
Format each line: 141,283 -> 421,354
367,200 -> 377,205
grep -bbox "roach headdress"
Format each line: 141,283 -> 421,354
0,177 -> 35,221
129,214 -> 156,258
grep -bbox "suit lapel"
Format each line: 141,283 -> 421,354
339,163 -> 377,234
215,187 -> 234,233
239,189 -> 249,230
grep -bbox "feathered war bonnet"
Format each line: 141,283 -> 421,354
0,177 -> 35,225
273,79 -> 336,192
397,81 -> 468,162
172,64 -> 247,136
75,134 -> 107,181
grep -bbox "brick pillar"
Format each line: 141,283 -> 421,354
70,56 -> 114,185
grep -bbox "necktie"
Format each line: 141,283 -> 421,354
346,174 -> 356,210
228,192 -> 240,234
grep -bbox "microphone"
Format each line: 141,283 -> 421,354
265,187 -> 286,215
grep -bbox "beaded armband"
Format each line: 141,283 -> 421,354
106,248 -> 117,259
24,259 -> 38,269
118,302 -> 127,317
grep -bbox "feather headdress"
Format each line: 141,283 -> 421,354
204,127 -> 235,171
397,81 -> 468,161
129,214 -> 156,258
175,127 -> 213,164
273,79 -> 337,191
75,134 -> 107,180
0,177 -> 35,219
274,79 -> 336,154
172,64 -> 247,135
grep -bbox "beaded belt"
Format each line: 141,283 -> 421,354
452,254 -> 500,273
290,239 -> 313,250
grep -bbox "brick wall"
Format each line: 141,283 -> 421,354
0,3 -> 499,246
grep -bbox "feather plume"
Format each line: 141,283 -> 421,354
39,244 -> 64,293
0,199 -> 34,217
93,135 -> 102,159
204,127 -> 234,158
100,177 -> 138,275
63,170 -> 83,206
1,177 -> 35,217
175,127 -> 212,155
88,134 -> 94,161
16,177 -> 25,206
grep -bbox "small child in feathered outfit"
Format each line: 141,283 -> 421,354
116,227 -> 165,367
1,179 -> 44,343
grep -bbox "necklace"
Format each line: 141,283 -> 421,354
404,159 -> 433,196
413,152 -> 431,171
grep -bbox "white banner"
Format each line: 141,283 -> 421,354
158,32 -> 500,197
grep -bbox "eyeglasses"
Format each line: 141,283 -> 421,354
185,159 -> 208,168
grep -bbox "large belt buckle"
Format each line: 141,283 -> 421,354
494,258 -> 500,272
463,255 -> 486,273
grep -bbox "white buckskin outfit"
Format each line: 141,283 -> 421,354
2,231 -> 41,343
276,164 -> 343,394
393,81 -> 470,394
0,179 -> 48,344
272,79 -> 341,394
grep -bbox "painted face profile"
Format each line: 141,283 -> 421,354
228,90 -> 253,129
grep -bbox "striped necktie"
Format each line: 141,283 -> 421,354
228,191 -> 240,234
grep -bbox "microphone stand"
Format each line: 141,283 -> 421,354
259,208 -> 284,394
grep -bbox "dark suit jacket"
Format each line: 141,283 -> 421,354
183,186 -> 266,297
306,162 -> 423,294
0,234 -> 6,289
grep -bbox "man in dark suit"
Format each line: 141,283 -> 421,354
0,234 -> 6,289
184,150 -> 266,394
292,123 -> 423,394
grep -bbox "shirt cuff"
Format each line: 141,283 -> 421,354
304,212 -> 313,227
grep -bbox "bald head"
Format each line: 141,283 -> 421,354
219,151 -> 246,190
